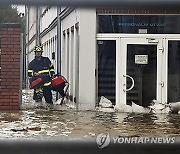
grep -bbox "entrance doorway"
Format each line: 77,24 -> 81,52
97,34 -> 180,110
126,44 -> 157,106
120,37 -> 164,107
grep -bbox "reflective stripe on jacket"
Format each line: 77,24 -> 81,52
28,56 -> 55,85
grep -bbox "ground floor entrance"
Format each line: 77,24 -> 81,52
97,34 -> 180,109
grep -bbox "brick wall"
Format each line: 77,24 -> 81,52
0,24 -> 21,110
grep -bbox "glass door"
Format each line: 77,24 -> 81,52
119,38 -> 164,107
168,40 -> 180,102
126,44 -> 157,107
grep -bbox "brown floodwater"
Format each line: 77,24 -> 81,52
0,89 -> 179,141
0,108 -> 180,140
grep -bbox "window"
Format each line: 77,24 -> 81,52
98,15 -> 180,34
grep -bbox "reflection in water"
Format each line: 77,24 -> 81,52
0,109 -> 180,139
0,89 -> 179,139
167,114 -> 180,129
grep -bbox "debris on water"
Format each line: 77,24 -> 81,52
11,128 -> 28,132
96,107 -> 115,112
169,102 -> 180,113
116,104 -> 132,113
149,99 -> 170,114
46,131 -> 57,136
62,131 -> 71,134
10,127 -> 41,132
99,96 -> 113,108
88,132 -> 96,136
116,102 -> 150,113
131,102 -> 150,113
96,96 -> 115,112
1,89 -> 179,140
27,127 -> 41,131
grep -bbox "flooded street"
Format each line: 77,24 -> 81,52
0,89 -> 180,140
0,109 -> 180,140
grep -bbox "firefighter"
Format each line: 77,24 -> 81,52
28,45 -> 55,106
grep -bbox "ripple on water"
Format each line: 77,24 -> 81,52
1,91 -> 180,139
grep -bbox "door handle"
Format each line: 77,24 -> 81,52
123,74 -> 135,92
160,81 -> 164,87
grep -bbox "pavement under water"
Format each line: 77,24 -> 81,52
0,109 -> 180,140
0,90 -> 180,140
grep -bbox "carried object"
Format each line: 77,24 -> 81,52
51,75 -> 66,87
51,74 -> 69,105
29,77 -> 43,89
51,75 -> 67,91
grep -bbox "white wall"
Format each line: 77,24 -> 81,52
28,6 -> 36,41
26,6 -> 37,63
28,41 -> 36,61
78,8 -> 96,110
41,7 -> 57,33
61,9 -> 80,108
41,27 -> 57,72
39,6 -> 58,71
61,8 -> 96,110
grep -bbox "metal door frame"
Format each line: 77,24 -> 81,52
96,35 -> 120,105
119,37 -> 164,108
164,38 -> 180,103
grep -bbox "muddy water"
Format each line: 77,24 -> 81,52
0,109 -> 180,140
0,89 -> 179,140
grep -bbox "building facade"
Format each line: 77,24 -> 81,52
26,7 -> 180,110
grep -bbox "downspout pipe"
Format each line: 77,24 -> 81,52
19,33 -> 24,110
26,5 -> 29,88
36,6 -> 41,45
56,7 -> 61,100
57,7 -> 61,74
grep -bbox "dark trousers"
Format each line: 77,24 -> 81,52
33,85 -> 53,104
43,85 -> 53,104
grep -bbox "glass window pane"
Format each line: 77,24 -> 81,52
97,40 -> 116,105
127,45 -> 157,107
168,41 -> 180,102
98,15 -> 180,34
